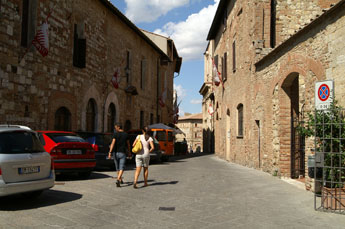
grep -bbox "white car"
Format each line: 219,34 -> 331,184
0,125 -> 55,197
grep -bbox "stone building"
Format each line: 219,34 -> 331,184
176,113 -> 203,153
201,0 -> 344,189
0,0 -> 181,132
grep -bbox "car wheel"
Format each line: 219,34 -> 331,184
78,171 -> 92,179
21,190 -> 43,198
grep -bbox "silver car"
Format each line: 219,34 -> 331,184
0,125 -> 55,197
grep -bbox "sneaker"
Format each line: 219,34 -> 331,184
116,180 -> 121,187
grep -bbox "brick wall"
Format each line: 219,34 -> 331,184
203,0 -> 345,188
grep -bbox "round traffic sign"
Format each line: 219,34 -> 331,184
318,84 -> 330,102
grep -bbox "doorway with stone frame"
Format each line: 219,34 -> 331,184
280,72 -> 305,179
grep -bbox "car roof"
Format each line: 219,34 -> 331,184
37,130 -> 77,134
0,125 -> 33,133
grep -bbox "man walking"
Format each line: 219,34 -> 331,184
108,123 -> 131,187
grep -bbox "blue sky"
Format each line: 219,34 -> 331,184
110,0 -> 219,116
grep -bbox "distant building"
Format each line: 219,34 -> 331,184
176,113 -> 203,153
0,0 -> 181,131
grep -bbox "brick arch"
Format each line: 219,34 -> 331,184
270,53 -> 325,94
269,53 -> 325,177
48,92 -> 77,131
81,85 -> 102,132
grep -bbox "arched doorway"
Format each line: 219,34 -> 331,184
55,107 -> 71,131
107,103 -> 116,133
280,72 -> 305,178
86,99 -> 97,132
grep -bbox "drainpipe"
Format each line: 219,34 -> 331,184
156,57 -> 160,122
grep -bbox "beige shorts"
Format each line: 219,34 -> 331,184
135,154 -> 150,167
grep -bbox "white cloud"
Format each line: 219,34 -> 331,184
174,84 -> 187,99
154,0 -> 219,61
190,99 -> 202,104
124,0 -> 189,23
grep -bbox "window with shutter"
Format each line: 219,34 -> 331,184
73,24 -> 86,68
21,0 -> 37,47
223,52 -> 227,81
232,41 -> 236,72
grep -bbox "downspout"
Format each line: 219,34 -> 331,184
156,57 -> 160,122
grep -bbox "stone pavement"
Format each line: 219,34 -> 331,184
1,154 -> 345,228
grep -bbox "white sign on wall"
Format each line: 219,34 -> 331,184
315,80 -> 334,110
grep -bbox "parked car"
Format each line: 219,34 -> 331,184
75,131 -> 114,169
37,131 -> 96,178
127,129 -> 162,163
0,125 -> 55,197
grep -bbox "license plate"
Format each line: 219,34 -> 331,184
18,166 -> 40,175
66,150 -> 82,155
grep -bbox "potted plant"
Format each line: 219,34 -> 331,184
298,101 -> 345,210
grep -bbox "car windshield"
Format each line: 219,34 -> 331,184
0,131 -> 45,154
154,131 -> 166,141
46,133 -> 86,143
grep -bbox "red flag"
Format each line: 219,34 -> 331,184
111,68 -> 120,89
159,89 -> 167,107
32,22 -> 49,57
212,58 -> 222,87
208,103 -> 214,115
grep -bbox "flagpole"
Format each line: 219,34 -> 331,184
18,5 -> 55,64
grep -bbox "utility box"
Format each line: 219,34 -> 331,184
308,154 -> 323,178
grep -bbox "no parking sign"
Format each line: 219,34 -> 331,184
315,80 -> 334,110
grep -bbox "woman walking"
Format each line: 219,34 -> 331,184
132,126 -> 154,188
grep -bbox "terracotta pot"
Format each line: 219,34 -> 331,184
322,187 -> 345,210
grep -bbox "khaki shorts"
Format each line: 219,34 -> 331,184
135,154 -> 150,167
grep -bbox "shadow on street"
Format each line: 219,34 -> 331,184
55,171 -> 112,181
0,189 -> 82,211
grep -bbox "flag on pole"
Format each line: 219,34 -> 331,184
159,89 -> 167,107
32,22 -> 49,57
159,73 -> 168,107
212,58 -> 222,87
173,100 -> 181,124
208,103 -> 214,116
111,68 -> 120,89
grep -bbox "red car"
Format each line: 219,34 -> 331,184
37,131 -> 96,178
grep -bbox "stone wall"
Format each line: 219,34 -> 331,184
0,0 -> 177,131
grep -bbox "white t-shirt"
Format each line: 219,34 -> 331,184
137,134 -> 153,157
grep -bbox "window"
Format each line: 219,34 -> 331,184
140,110 -> 144,129
73,23 -> 86,68
107,103 -> 116,133
141,59 -> 147,90
55,107 -> 71,131
222,52 -> 227,81
126,51 -> 131,84
0,131 -> 44,154
195,133 -> 197,138
270,0 -> 276,48
86,99 -> 96,132
150,113 -> 154,125
21,0 -> 37,47
232,41 -> 236,72
195,123 -> 197,127
237,104 -> 243,137
157,115 -> 160,123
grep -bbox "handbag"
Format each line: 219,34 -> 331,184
132,135 -> 142,153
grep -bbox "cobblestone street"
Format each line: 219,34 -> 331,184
1,154 -> 345,228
